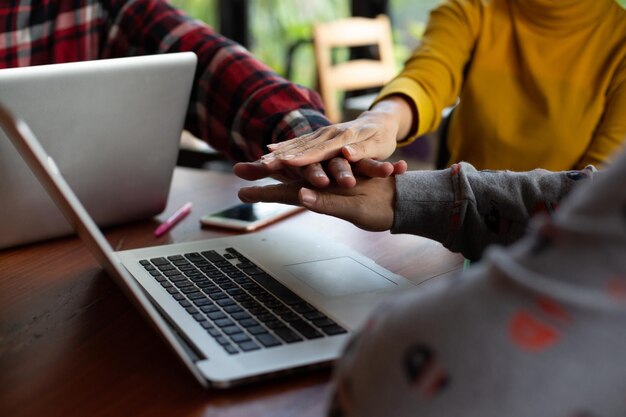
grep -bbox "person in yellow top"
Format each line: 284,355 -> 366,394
243,0 -> 626,176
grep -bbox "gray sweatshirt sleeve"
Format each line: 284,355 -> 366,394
391,162 -> 597,260
328,150 -> 626,417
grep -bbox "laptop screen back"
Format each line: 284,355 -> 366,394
0,53 -> 197,249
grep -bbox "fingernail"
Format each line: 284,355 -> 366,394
300,188 -> 317,206
266,143 -> 279,150
260,153 -> 275,163
340,171 -> 353,179
344,145 -> 356,158
238,191 -> 252,203
280,154 -> 295,160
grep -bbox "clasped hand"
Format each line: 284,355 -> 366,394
234,111 -> 406,231
233,109 -> 405,188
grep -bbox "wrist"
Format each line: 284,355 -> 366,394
368,95 -> 415,141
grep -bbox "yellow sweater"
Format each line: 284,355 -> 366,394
378,0 -> 626,170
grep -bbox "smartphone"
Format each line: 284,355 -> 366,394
199,202 -> 304,231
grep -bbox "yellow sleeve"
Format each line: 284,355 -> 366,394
373,0 -> 482,145
579,60 -> 626,168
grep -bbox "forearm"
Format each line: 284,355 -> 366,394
391,162 -> 597,260
103,0 -> 329,162
372,0 -> 480,144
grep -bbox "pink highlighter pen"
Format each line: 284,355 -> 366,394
154,202 -> 192,237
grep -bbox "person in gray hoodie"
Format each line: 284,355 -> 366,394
238,148 -> 626,416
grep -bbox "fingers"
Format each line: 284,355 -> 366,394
391,160 -> 408,175
233,161 -> 273,181
297,176 -> 396,232
350,158 -> 408,178
235,158 -> 406,189
327,157 -> 356,188
266,141 -> 285,151
262,139 -> 343,168
262,122 -> 378,167
298,188 -> 386,231
302,162 -> 330,188
260,112 -> 401,173
261,130 -> 331,167
239,176 -> 396,232
352,159 -> 394,178
340,137 -> 395,163
298,188 -> 353,219
234,158 -> 351,188
238,182 -> 302,205
233,161 -> 298,183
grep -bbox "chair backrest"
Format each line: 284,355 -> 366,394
313,15 -> 396,123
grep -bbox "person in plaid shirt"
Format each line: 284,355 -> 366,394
0,0 -> 404,187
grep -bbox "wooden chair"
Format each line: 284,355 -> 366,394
313,15 -> 396,123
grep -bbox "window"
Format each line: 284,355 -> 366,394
169,0 -> 217,26
389,0 -> 441,64
249,0 -> 349,88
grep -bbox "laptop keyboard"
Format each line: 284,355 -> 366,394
139,247 -> 347,355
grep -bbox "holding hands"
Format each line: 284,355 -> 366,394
234,96 -> 414,230
233,154 -> 406,189
259,109 -> 399,170
233,96 -> 413,188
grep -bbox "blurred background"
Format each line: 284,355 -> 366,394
172,0 -> 442,168
172,0 -> 626,170
170,0 -> 440,89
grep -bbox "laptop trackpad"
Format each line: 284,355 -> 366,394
285,257 -> 396,297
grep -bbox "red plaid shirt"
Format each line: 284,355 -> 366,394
0,0 -> 329,161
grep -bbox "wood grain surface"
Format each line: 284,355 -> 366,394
0,167 -> 462,417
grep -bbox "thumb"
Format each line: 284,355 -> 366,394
341,135 -> 395,162
298,184 -> 394,232
298,188 -> 356,222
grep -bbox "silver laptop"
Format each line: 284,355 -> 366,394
0,103 -> 416,388
0,53 -> 196,249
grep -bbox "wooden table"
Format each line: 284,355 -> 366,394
0,167 -> 463,417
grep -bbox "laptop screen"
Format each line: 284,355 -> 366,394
0,53 -> 197,249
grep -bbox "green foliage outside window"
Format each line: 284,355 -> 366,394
248,0 -> 349,88
169,0 -> 348,88
169,0 -> 217,26
389,0 -> 442,67
170,0 -> 626,89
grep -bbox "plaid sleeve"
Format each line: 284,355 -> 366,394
0,1 -> 113,67
103,0 -> 329,161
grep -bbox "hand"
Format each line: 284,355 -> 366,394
238,176 -> 397,232
257,96 -> 414,172
234,157 -> 407,188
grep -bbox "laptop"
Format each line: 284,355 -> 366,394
0,53 -> 197,249
0,103 -> 416,388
